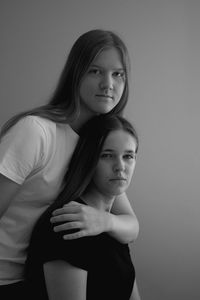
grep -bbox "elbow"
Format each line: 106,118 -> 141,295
130,217 -> 140,243
134,218 -> 140,241
119,216 -> 140,244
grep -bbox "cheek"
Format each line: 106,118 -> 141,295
116,83 -> 125,99
95,164 -> 108,178
93,164 -> 110,183
81,77 -> 97,89
129,164 -> 136,179
80,82 -> 88,97
92,168 -> 102,184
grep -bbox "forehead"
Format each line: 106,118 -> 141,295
91,47 -> 123,69
102,130 -> 137,152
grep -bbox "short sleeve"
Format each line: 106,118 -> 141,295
0,116 -> 47,184
35,221 -> 132,272
26,203 -> 95,273
41,228 -> 91,271
26,203 -> 135,300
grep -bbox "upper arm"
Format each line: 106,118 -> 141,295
0,117 -> 47,218
0,117 -> 47,185
111,193 -> 136,217
0,174 -> 21,218
43,260 -> 87,300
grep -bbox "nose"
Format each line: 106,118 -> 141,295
99,73 -> 114,91
113,158 -> 125,173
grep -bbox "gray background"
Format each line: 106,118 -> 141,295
1,1 -> 200,299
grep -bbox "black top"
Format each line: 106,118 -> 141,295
25,199 -> 135,300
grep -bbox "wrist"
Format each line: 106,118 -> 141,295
102,211 -> 114,233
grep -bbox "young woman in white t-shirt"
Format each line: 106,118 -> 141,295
0,29 -> 140,299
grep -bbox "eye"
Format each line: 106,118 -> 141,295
100,153 -> 113,159
88,68 -> 101,75
112,71 -> 125,78
123,153 -> 136,160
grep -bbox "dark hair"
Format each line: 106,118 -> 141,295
47,114 -> 138,213
25,115 -> 138,282
1,29 -> 130,138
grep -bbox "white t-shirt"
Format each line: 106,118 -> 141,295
0,116 -> 79,284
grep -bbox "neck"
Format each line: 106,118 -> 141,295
82,185 -> 115,212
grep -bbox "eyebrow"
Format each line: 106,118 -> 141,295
90,64 -> 125,71
102,149 -> 136,153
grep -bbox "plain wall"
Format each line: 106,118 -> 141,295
1,1 -> 200,299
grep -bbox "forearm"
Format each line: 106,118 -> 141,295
104,211 -> 139,244
129,280 -> 142,300
51,194 -> 139,243
105,193 -> 139,244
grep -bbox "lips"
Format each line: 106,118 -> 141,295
96,94 -> 113,99
110,177 -> 127,181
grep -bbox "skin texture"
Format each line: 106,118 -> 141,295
71,47 -> 126,131
79,48 -> 125,116
91,130 -> 137,202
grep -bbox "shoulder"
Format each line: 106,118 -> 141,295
15,116 -> 58,155
1,116 -> 56,145
24,116 -> 78,146
28,207 -> 90,271
0,116 -> 57,181
18,116 -> 56,138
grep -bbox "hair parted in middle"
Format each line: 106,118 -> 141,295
47,114 -> 138,213
1,29 -> 131,138
50,29 -> 131,118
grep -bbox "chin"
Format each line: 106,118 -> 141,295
111,188 -> 126,196
96,105 -> 114,114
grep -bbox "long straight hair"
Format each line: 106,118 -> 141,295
45,114 -> 139,214
0,29 -> 131,138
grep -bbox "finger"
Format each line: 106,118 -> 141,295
50,214 -> 77,223
53,221 -> 82,232
64,201 -> 82,207
52,206 -> 80,216
63,230 -> 86,240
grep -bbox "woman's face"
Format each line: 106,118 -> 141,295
79,47 -> 125,118
92,129 -> 137,197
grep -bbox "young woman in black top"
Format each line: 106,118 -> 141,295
25,114 -> 139,300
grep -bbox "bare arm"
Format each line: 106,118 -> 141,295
43,260 -> 87,300
107,192 -> 139,243
0,174 -> 21,219
130,280 -> 142,300
51,193 -> 139,244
